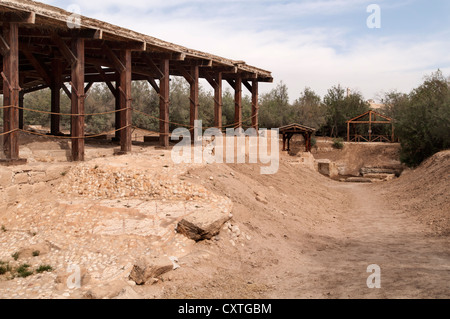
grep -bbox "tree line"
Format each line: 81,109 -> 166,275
1,70 -> 448,167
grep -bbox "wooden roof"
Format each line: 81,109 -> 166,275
0,0 -> 273,94
279,123 -> 316,134
347,110 -> 392,123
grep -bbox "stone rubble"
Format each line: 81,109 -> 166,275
0,150 -> 234,299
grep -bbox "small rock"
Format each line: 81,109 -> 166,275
255,194 -> 268,205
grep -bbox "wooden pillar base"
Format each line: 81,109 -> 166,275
0,158 -> 27,166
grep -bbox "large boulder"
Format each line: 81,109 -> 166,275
176,209 -> 231,241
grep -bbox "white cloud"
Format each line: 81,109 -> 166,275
40,0 -> 450,101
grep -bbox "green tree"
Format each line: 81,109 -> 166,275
292,87 -> 326,130
259,81 -> 291,129
323,85 -> 370,137
392,70 -> 450,166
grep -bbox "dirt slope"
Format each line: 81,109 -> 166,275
381,150 -> 450,236
157,152 -> 450,299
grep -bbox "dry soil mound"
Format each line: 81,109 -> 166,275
383,150 -> 450,235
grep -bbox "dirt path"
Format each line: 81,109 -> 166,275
286,182 -> 450,299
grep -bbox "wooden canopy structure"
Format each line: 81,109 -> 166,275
279,123 -> 316,152
346,110 -> 394,143
0,0 -> 273,163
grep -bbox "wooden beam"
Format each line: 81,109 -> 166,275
147,77 -> 160,94
102,44 -> 125,72
2,23 -> 20,160
143,51 -> 185,61
94,65 -> 117,97
51,34 -> 78,66
0,12 -> 35,24
84,81 -> 94,94
159,59 -> 170,147
349,121 -> 392,124
70,38 -> 85,161
71,29 -> 103,40
242,80 -> 252,93
226,79 -> 236,88
61,83 -> 71,99
22,50 -> 52,86
177,64 -> 194,84
141,54 -> 164,78
0,35 -> 10,55
20,28 -> 102,39
22,84 -> 49,94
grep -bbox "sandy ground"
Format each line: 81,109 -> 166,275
1,134 -> 449,299
156,155 -> 449,299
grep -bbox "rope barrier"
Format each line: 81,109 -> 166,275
0,128 -> 19,137
16,106 -> 130,117
2,104 -> 256,128
132,108 -> 257,130
1,104 -> 258,140
17,125 -> 132,140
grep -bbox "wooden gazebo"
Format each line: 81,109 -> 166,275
279,123 -> 316,152
346,110 -> 394,143
0,0 -> 273,164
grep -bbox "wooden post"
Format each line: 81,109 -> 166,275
2,23 -> 20,160
368,111 -> 372,142
189,65 -> 199,139
287,133 -> 291,152
71,37 -> 85,161
214,72 -> 222,129
51,58 -> 63,135
307,133 -> 311,152
251,79 -> 258,130
159,59 -> 170,147
282,133 -> 286,151
119,49 -> 132,154
234,75 -> 242,129
347,122 -> 350,142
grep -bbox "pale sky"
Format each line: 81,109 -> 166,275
40,0 -> 450,102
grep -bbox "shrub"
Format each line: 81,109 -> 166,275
310,136 -> 317,148
332,138 -> 344,149
36,265 -> 53,273
16,264 -> 33,278
32,250 -> 40,257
